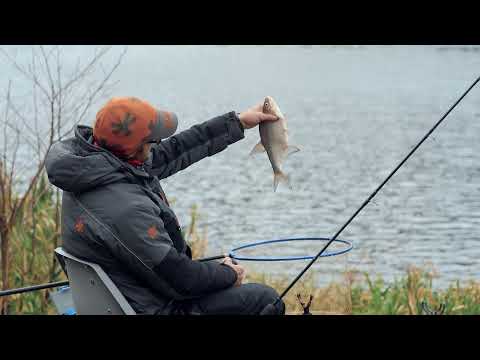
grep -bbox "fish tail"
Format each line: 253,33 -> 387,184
273,171 -> 291,192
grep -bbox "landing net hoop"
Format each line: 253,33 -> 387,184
228,237 -> 353,262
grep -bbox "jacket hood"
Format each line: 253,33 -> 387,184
45,125 -> 150,193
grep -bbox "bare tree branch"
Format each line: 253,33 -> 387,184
39,46 -> 56,100
59,46 -> 127,139
8,127 -> 20,191
4,97 -> 47,152
60,46 -> 112,97
32,49 -> 42,163
0,48 -> 52,102
56,46 -> 63,140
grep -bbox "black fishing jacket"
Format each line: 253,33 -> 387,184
45,111 -> 245,314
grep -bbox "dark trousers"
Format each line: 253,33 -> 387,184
172,283 -> 285,315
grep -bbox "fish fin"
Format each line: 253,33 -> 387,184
249,142 -> 266,157
286,145 -> 301,158
273,171 -> 292,192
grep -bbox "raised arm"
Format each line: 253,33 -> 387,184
148,112 -> 243,179
148,104 -> 279,179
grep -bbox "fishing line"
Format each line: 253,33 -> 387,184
260,74 -> 480,314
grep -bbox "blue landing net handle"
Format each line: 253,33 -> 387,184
228,237 -> 353,262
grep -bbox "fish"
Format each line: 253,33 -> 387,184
249,96 -> 300,191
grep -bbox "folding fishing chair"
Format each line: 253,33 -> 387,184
54,247 -> 136,315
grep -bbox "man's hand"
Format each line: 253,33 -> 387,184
238,102 -> 279,130
222,257 -> 246,287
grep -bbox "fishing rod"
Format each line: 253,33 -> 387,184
0,254 -> 226,298
260,74 -> 480,315
0,281 -> 70,297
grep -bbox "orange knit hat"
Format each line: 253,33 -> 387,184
93,97 -> 178,158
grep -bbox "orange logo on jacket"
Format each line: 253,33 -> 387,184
74,218 -> 85,233
147,225 -> 158,239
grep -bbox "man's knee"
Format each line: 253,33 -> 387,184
245,283 -> 285,315
185,282 -> 285,315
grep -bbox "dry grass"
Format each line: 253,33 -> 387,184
183,204 -> 208,260
2,175 -> 65,314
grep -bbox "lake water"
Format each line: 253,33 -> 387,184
2,45 -> 479,289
